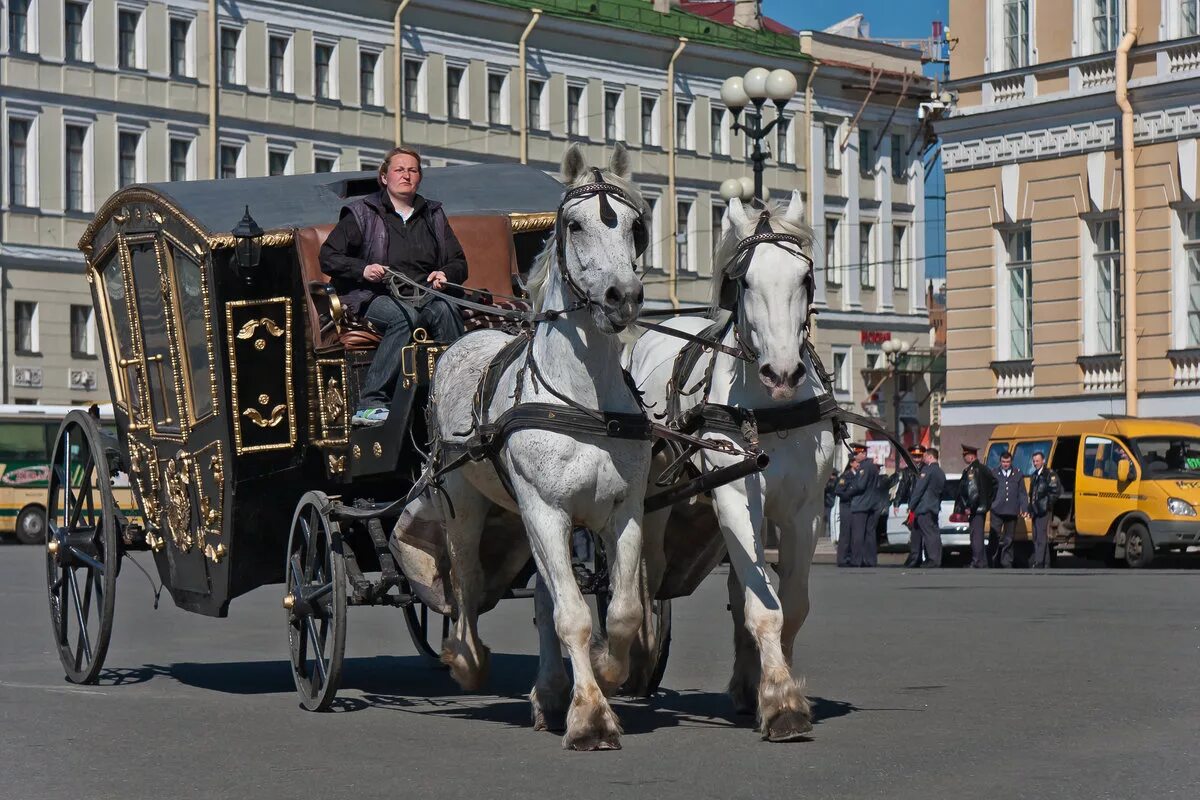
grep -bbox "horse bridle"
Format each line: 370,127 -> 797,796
721,214 -> 817,363
552,168 -> 649,316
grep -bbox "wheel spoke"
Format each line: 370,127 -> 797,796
68,456 -> 96,531
306,618 -> 328,683
63,430 -> 72,531
304,508 -> 320,582
67,568 -> 92,666
296,612 -> 310,679
57,568 -> 69,645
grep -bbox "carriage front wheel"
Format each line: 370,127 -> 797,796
46,410 -> 120,684
285,491 -> 347,712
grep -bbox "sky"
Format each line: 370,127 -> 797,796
761,0 -> 949,41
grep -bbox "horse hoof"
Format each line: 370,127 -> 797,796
762,709 -> 814,743
563,731 -> 622,751
532,710 -> 567,733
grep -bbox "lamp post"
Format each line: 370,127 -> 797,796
720,67 -> 798,203
881,338 -> 912,452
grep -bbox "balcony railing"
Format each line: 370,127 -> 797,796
1168,348 -> 1200,389
991,359 -> 1033,398
1078,354 -> 1123,393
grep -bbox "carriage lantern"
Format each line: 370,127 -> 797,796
231,205 -> 264,280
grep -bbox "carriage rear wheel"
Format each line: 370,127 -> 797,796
402,599 -> 451,665
285,491 -> 347,712
46,410 -> 120,685
594,545 -> 672,698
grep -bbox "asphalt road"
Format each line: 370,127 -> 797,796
2,544 -> 1198,800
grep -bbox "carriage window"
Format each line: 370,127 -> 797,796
170,243 -> 214,421
99,253 -> 141,417
129,238 -> 182,434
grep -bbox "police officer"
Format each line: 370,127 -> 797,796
824,470 -> 838,540
989,450 -> 1028,568
908,447 -> 946,568
956,444 -> 997,569
833,461 -> 857,567
847,444 -> 881,567
1028,451 -> 1062,568
901,445 -> 926,567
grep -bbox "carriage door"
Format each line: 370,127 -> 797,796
117,231 -> 224,602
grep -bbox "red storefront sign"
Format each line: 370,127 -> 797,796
860,330 -> 892,345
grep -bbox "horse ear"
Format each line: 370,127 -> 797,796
561,144 -> 588,185
784,189 -> 805,225
727,197 -> 750,231
609,143 -> 632,180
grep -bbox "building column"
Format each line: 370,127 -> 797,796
810,116 -> 827,308
912,153 -> 928,312
846,127 -> 862,310
879,145 -> 895,312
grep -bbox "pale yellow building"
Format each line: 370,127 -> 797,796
940,0 -> 1200,468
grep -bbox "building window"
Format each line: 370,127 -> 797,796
403,58 -> 425,113
1006,226 -> 1033,360
775,115 -> 791,164
220,27 -> 241,85
65,123 -> 88,212
268,149 -> 292,176
488,72 -> 509,125
832,348 -> 851,396
1186,0 -> 1200,36
892,225 -> 909,290
527,78 -> 546,131
446,64 -> 466,119
641,95 -> 658,147
711,108 -> 726,155
1090,0 -> 1122,53
15,302 -> 38,354
118,8 -> 141,70
70,305 -> 95,357
604,90 -> 622,140
314,155 -> 336,173
170,17 -> 191,77
118,130 -> 141,188
269,35 -> 291,94
642,198 -> 658,269
169,138 -> 191,182
712,202 -> 725,256
825,215 -> 841,287
858,128 -> 872,175
676,200 -> 693,273
890,134 -> 905,178
7,118 -> 30,207
315,43 -> 336,100
675,101 -> 691,150
567,84 -> 585,137
859,222 -> 875,289
9,0 -> 30,54
825,124 -> 839,172
1092,219 -> 1121,353
1003,0 -> 1031,69
1182,211 -> 1200,347
65,1 -> 86,62
361,51 -> 381,107
219,144 -> 241,179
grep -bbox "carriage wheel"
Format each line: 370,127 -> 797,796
402,600 -> 450,665
594,545 -> 673,698
46,410 -> 120,685
285,491 -> 347,712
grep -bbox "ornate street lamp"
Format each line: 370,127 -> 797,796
721,67 -> 798,202
881,338 -> 913,446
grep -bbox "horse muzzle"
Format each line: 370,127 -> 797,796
759,362 -> 806,400
598,282 -> 644,332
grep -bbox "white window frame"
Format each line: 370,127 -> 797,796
313,148 -> 339,173
1169,0 -> 1200,37
1075,0 -> 1123,56
167,132 -> 197,182
487,70 -> 510,126
64,0 -> 95,64
359,45 -> 384,109
115,123 -> 147,187
710,104 -> 729,156
70,304 -> 96,357
859,220 -> 876,289
775,112 -> 793,164
267,29 -> 294,95
890,133 -> 906,181
603,87 -> 625,141
444,60 -> 468,120
676,197 -> 695,274
1081,217 -> 1122,355
219,24 -> 246,86
674,98 -> 694,151
5,107 -> 39,208
218,139 -> 246,179
987,0 -> 1035,70
402,57 -> 427,113
267,145 -> 294,176
15,300 -> 40,354
642,194 -> 662,270
997,224 -> 1033,360
1173,207 -> 1200,349
824,122 -> 840,173
566,81 -> 587,138
892,224 -> 910,291
62,114 -> 95,213
115,2 -> 147,71
5,0 -> 40,56
314,37 -> 339,102
526,76 -> 548,132
831,346 -> 852,398
825,213 -> 843,287
167,12 -> 195,78
640,92 -> 660,148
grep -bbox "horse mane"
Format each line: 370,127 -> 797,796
525,168 -> 646,313
709,201 -> 816,318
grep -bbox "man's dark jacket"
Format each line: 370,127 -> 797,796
319,191 -> 468,317
991,467 -> 1028,517
1029,467 -> 1062,518
956,460 -> 998,516
908,462 -> 946,517
847,460 -> 881,514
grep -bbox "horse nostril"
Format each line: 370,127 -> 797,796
759,364 -> 779,384
605,286 -> 622,307
635,286 -> 644,305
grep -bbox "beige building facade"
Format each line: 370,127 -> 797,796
2,0 -> 931,418
940,0 -> 1200,469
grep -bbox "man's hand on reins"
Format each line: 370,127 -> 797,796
364,264 -> 387,282
427,270 -> 448,290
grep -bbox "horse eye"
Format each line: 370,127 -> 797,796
568,220 -> 583,233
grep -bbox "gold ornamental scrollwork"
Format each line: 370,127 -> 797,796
236,318 -> 285,340
243,405 -> 288,428
508,211 -> 557,233
326,377 -> 345,424
163,454 -> 194,552
328,454 -> 346,476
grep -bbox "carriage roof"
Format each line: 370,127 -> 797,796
78,162 -> 565,255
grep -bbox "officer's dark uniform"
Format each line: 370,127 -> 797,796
833,465 -> 856,567
901,445 -> 926,567
1028,465 -> 1062,568
989,464 -> 1028,568
908,454 -> 946,568
848,450 -> 881,567
956,445 -> 997,569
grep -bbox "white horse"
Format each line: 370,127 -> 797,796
406,144 -> 650,750
627,190 -> 836,741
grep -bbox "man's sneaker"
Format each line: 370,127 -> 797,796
352,408 -> 388,426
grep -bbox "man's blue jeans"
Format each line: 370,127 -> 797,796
359,295 -> 464,411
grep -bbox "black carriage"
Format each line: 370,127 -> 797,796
47,164 -> 686,709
